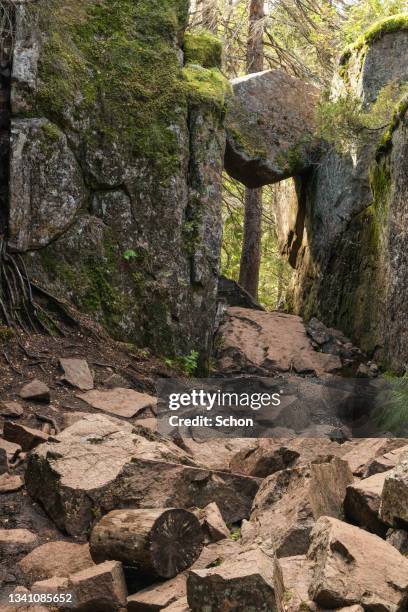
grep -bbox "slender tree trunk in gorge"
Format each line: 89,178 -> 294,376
239,0 -> 264,300
239,187 -> 262,297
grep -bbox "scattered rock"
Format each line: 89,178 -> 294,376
308,456 -> 353,520
162,597 -> 189,612
278,555 -> 314,612
3,421 -> 50,451
32,560 -> 128,612
342,438 -> 407,476
90,508 -> 203,580
187,548 -> 284,611
0,586 -> 49,612
363,443 -> 408,477
61,411 -> 89,429
134,416 -> 158,432
19,379 -> 50,403
68,560 -> 128,611
308,516 -> 408,609
249,466 -> 314,557
26,414 -> 259,535
59,358 -> 94,391
19,541 -> 94,584
229,441 -> 300,478
0,472 -> 23,493
0,401 -> 23,418
344,471 -> 388,536
0,437 -> 22,463
195,502 -> 230,542
77,387 -> 157,418
387,529 -> 408,555
0,447 -> 7,474
0,529 -> 38,559
127,575 -> 186,612
225,69 -> 320,187
192,538 -> 241,571
380,451 -> 408,527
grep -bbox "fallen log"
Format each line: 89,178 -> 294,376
90,508 -> 204,579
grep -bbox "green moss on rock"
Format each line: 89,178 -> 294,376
183,31 -> 223,69
31,0 -> 190,176
340,14 -> 408,67
182,64 -> 231,109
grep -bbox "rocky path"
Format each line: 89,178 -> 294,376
0,312 -> 408,611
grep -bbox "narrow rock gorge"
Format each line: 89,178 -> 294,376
0,1 -> 408,611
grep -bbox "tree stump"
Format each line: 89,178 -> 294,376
90,508 -> 204,579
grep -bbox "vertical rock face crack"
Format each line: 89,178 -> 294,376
0,10 -> 12,237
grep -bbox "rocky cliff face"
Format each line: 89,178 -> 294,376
272,23 -> 408,371
6,0 -> 228,361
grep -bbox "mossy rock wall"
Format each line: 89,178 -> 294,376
9,0 -> 228,360
283,23 -> 408,370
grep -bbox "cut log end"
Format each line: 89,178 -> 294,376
90,508 -> 204,580
150,509 -> 204,578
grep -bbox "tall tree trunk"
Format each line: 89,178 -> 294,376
239,0 -> 264,300
239,187 -> 262,297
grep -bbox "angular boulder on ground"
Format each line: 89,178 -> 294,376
77,387 -> 157,418
229,441 -> 300,478
0,401 -> 23,418
363,444 -> 408,477
308,516 -> 408,610
216,307 -> 342,377
25,414 -> 259,535
187,548 -> 284,612
127,575 -> 186,612
194,502 -> 230,542
0,437 -> 21,463
59,358 -> 94,391
308,456 -> 353,520
90,508 -> 203,579
66,560 -> 127,611
3,421 -> 50,451
380,451 -> 408,527
0,447 -> 7,474
18,541 -> 94,584
32,560 -> 127,612
342,438 -> 408,476
225,69 -> 320,188
248,466 -> 314,557
0,472 -> 23,493
19,379 -> 50,403
0,529 -> 38,560
344,471 -> 388,536
278,555 -> 314,612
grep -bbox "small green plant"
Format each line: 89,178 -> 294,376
208,557 -> 223,568
123,249 -> 138,261
165,350 -> 200,376
229,527 -> 241,541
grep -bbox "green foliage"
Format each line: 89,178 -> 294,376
184,30 -> 223,68
123,249 -> 138,261
373,373 -> 408,435
165,350 -> 199,375
342,6 -> 408,47
229,527 -> 241,541
316,82 -> 408,154
221,174 -> 293,311
182,64 -> 231,108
